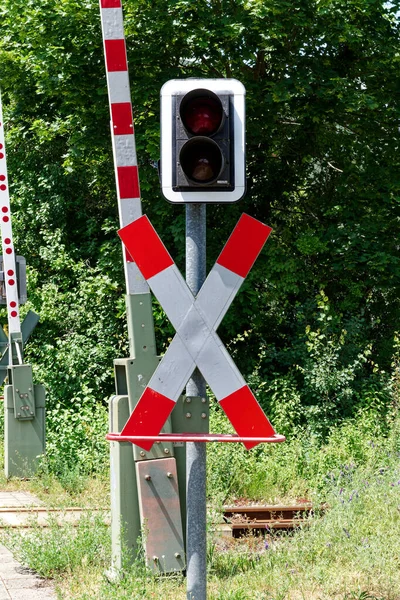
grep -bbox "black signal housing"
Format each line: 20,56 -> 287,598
160,79 -> 246,204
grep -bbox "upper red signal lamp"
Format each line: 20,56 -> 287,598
180,92 -> 224,136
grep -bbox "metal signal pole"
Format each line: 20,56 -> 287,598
185,203 -> 207,600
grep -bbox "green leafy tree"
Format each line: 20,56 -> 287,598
0,0 -> 398,463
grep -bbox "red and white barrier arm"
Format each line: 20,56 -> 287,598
0,94 -> 21,341
99,0 -> 148,294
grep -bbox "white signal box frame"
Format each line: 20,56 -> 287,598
160,78 -> 246,204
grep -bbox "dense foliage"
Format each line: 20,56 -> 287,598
0,0 -> 399,469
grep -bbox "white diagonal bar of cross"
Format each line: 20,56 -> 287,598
118,213 -> 277,451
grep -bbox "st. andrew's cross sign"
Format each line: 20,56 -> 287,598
118,213 -> 277,451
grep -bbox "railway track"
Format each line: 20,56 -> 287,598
0,507 -> 109,528
0,502 -> 322,536
222,503 -> 319,537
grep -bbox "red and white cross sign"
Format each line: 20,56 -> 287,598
118,213 -> 277,451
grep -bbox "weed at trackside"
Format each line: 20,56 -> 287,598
0,412 -> 399,599
0,512 -> 110,579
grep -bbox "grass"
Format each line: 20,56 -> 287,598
0,454 -> 110,509
205,459 -> 400,599
2,512 -> 110,579
0,411 -> 399,599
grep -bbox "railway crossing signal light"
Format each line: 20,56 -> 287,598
160,79 -> 246,203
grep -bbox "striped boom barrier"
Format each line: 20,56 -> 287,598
99,0 -> 147,294
118,213 -> 277,451
0,95 -> 21,340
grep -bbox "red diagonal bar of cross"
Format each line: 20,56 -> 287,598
118,214 -> 276,450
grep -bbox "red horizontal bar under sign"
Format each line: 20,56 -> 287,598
107,432 -> 286,444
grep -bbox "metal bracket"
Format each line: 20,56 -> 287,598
0,325 -> 8,364
113,356 -> 174,461
7,364 -> 35,420
0,310 -> 40,383
171,395 -> 209,444
9,331 -> 24,365
136,457 -> 185,573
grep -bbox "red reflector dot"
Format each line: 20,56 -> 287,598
10,311 -> 17,318
8,279 -> 15,285
10,301 -> 16,308
0,175 -> 5,181
4,238 -> 10,244
5,248 -> 12,254
0,185 -> 6,191
3,216 -> 9,222
7,270 -> 14,276
2,206 -> 8,213
0,154 -> 4,159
